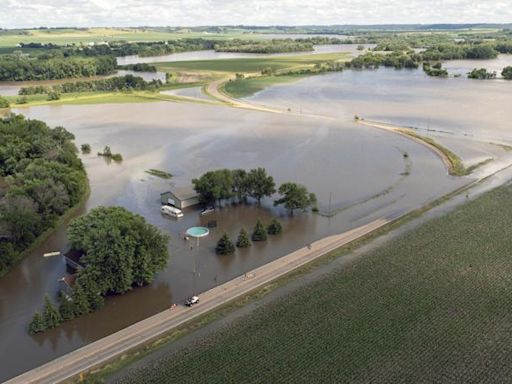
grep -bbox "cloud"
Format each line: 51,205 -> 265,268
1,0 -> 511,29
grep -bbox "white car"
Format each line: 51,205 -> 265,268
185,295 -> 199,306
161,205 -> 184,218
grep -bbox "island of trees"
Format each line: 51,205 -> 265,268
0,114 -> 88,276
192,167 -> 317,214
29,206 -> 169,333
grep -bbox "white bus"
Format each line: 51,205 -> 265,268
161,205 -> 184,218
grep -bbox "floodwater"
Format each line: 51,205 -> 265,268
115,44 -> 374,66
247,61 -> 512,166
0,84 -> 466,380
443,54 -> 512,78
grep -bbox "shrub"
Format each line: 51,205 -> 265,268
267,219 -> 282,235
81,144 -> 91,154
236,228 -> 251,248
216,233 -> 235,255
252,220 -> 267,242
0,96 -> 10,108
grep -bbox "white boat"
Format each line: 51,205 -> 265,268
161,205 -> 184,218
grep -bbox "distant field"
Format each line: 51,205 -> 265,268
223,75 -> 304,98
0,28 -> 264,48
156,52 -> 350,73
115,185 -> 512,383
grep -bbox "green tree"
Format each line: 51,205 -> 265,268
236,228 -> 251,248
0,96 -> 10,108
502,66 -> 512,80
274,182 -> 317,216
58,291 -> 75,321
81,143 -> 91,154
47,91 -> 61,101
216,233 -> 235,255
193,169 -> 234,207
267,219 -> 283,235
28,311 -> 46,334
232,169 -> 249,202
42,295 -> 62,329
71,284 -> 91,316
247,167 -> 276,204
68,206 -> 169,294
252,220 -> 267,242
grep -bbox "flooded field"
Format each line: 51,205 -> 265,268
0,92 -> 465,380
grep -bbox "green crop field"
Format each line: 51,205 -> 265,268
156,52 -> 350,74
223,75 -> 304,98
115,185 -> 512,383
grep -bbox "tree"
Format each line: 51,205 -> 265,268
193,169 -> 234,207
0,96 -> 10,108
28,311 -> 46,334
58,291 -> 75,321
267,219 -> 282,235
252,220 -> 267,242
468,68 -> 496,80
247,167 -> 276,204
232,169 -> 249,202
81,144 -> 91,154
47,91 -> 61,101
502,66 -> 512,80
216,233 -> 235,255
42,295 -> 62,329
274,182 -> 317,216
70,284 -> 91,316
236,228 -> 251,248
68,206 -> 170,294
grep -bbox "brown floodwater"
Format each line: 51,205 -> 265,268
1,70 -> 471,380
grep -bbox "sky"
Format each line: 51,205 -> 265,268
2,0 -> 512,29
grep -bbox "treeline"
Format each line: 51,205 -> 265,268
20,39 -> 216,58
346,52 -> 420,70
19,74 -> 162,95
0,114 -> 87,276
214,40 -> 314,54
118,63 -> 157,72
192,168 -> 317,215
29,206 -> 169,333
0,55 -> 116,81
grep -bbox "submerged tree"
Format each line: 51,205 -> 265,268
274,182 -> 317,216
216,233 -> 235,255
28,311 -> 46,334
236,228 -> 251,248
247,167 -> 276,204
267,219 -> 283,235
58,291 -> 75,321
252,220 -> 267,242
42,295 -> 62,329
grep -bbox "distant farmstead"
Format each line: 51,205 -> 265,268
160,186 -> 200,209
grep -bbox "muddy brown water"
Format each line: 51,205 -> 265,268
0,68 -> 481,381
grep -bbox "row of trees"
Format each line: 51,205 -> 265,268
29,206 -> 170,333
0,115 -> 88,276
216,219 -> 283,255
0,54 -> 117,81
214,39 -> 314,54
192,168 -> 317,215
19,74 -> 162,95
118,63 -> 157,72
466,66 -> 512,80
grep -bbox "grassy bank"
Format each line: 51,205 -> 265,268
222,74 -> 304,98
110,184 -> 512,384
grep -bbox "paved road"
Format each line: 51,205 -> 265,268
4,219 -> 388,384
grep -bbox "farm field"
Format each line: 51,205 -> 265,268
114,184 -> 512,384
222,74 -> 304,98
156,52 -> 350,74
0,28 -> 253,47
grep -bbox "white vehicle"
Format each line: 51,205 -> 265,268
161,205 -> 184,218
200,207 -> 215,216
185,295 -> 199,306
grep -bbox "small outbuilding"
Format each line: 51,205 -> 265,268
161,186 -> 200,209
